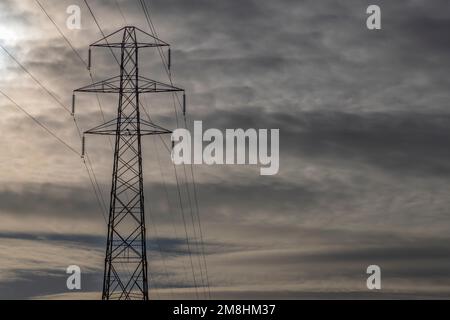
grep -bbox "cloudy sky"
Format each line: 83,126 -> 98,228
1,0 -> 450,299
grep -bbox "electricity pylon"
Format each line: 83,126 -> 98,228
73,26 -> 184,300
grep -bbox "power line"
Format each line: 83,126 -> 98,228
33,0 -> 120,223
0,44 -> 71,115
83,0 -> 206,298
171,95 -> 209,299
0,85 -> 107,222
33,0 -> 115,153
34,0 -> 87,67
121,1 -> 204,298
150,133 -> 191,286
0,88 -> 109,226
0,35 -> 109,227
83,0 -> 120,66
146,199 -> 175,299
142,95 -> 191,290
114,0 -> 128,25
74,25 -> 188,300
139,0 -> 212,298
83,157 -> 108,223
139,0 -> 185,114
0,89 -> 78,155
141,101 -> 200,299
132,8 -> 206,293
33,0 -> 113,151
172,156 -> 200,299
111,2 -> 189,299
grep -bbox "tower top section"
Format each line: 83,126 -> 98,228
90,26 -> 169,49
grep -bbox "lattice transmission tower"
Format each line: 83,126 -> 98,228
73,26 -> 184,300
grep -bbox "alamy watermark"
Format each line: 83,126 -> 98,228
171,121 -> 279,176
66,5 -> 81,30
366,265 -> 381,290
66,265 -> 81,290
366,5 -> 381,30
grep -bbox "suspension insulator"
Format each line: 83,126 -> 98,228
81,135 -> 86,158
168,48 -> 171,70
88,48 -> 91,71
183,93 -> 186,116
72,94 -> 76,115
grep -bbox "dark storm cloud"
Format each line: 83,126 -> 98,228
188,107 -> 450,179
0,178 -> 320,227
290,112 -> 450,178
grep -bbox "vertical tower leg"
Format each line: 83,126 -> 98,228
102,27 -> 148,300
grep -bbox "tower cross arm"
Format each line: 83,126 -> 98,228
90,26 -> 169,49
74,76 -> 120,94
74,76 -> 184,94
84,118 -> 172,136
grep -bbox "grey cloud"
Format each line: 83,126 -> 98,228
1,0 -> 450,299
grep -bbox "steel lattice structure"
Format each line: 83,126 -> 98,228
74,26 -> 183,300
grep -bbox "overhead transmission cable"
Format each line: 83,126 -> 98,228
137,0 -> 209,298
0,43 -> 108,222
139,0 -> 212,299
0,88 -> 107,223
